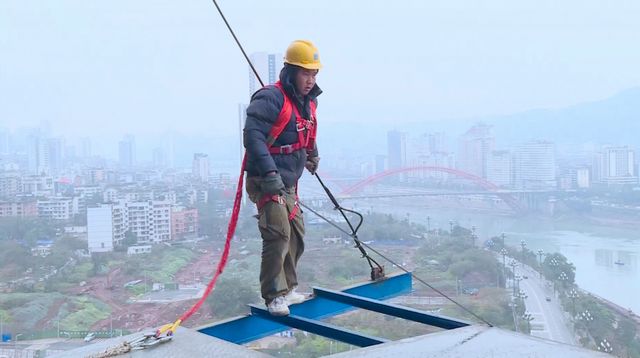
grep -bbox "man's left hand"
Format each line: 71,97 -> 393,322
305,156 -> 320,174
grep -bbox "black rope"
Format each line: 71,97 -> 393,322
208,0 -> 492,328
298,201 -> 493,327
211,0 -> 264,88
313,174 -> 382,271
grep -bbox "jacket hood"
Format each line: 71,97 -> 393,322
279,64 -> 322,102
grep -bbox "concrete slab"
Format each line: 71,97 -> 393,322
49,327 -> 270,358
328,325 -> 607,358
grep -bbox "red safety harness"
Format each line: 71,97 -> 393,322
257,81 -> 317,221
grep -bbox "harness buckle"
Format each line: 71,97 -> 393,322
279,144 -> 294,154
296,119 -> 313,132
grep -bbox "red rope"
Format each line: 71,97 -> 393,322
178,153 -> 247,323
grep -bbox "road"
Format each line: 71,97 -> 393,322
516,264 -> 576,345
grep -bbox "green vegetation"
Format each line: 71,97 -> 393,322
560,289 -> 640,357
490,236 -> 640,356
125,246 -> 194,283
59,296 -> 110,331
0,292 -> 66,331
207,272 -> 260,319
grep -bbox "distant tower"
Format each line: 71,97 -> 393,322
514,141 -> 556,189
192,153 -> 210,182
594,145 -> 637,185
27,134 -> 50,175
458,124 -> 495,179
387,131 -> 407,169
248,52 -> 283,95
118,135 -> 136,169
80,137 -> 92,158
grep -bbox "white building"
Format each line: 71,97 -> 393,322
457,124 -> 495,179
593,146 -> 638,185
118,135 -> 136,169
27,135 -> 50,175
192,153 -> 210,183
248,52 -> 283,95
38,196 -> 79,220
127,245 -> 152,255
0,172 -> 21,198
87,206 -> 115,253
103,188 -> 118,203
22,175 -> 54,196
576,168 -> 590,188
127,200 -> 172,244
514,141 -> 556,189
487,150 -> 512,187
74,186 -> 102,198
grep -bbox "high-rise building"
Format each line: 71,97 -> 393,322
0,172 -> 21,198
118,135 -> 136,169
21,175 -> 54,196
80,137 -> 92,158
27,135 -> 50,175
37,196 -> 79,220
375,155 -> 387,174
458,124 -> 495,179
487,150 -> 512,187
192,153 -> 210,182
514,141 -> 556,189
0,201 -> 37,217
127,200 -> 172,243
428,132 -> 447,154
47,138 -> 64,174
576,167 -> 590,188
152,147 -> 167,168
248,52 -> 283,95
593,146 -> 638,185
171,207 -> 199,240
387,131 -> 407,170
88,206 -> 116,253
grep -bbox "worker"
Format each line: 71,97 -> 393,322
243,40 -> 322,316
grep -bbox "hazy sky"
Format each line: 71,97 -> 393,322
1,0 -> 639,139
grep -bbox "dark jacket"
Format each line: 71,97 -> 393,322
243,65 -> 322,187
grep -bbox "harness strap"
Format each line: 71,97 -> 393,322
256,192 -> 300,222
267,82 -> 317,155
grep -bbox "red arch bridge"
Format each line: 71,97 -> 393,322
317,166 -> 528,214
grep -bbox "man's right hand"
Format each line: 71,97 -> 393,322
261,172 -> 285,195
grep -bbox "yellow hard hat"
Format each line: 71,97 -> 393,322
284,40 -> 322,70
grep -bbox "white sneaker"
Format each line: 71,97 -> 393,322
267,296 -> 290,316
285,289 -> 306,305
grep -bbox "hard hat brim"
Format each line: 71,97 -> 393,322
285,61 -> 322,70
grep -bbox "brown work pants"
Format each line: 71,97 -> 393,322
246,177 -> 305,304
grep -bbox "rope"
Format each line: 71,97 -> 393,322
84,342 -> 131,358
298,201 -> 494,327
211,0 -> 264,88
314,174 -> 383,271
156,154 -> 247,336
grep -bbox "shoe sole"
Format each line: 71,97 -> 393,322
286,296 -> 306,305
268,309 -> 290,316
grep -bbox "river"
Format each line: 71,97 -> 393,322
360,200 -> 640,314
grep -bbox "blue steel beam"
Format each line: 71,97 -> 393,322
198,272 -> 412,344
313,287 -> 471,329
249,305 -> 389,347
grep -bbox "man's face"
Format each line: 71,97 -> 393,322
294,68 -> 318,96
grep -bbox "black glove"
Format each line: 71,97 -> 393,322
261,173 -> 285,195
305,156 -> 320,174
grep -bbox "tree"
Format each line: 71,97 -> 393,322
542,253 -> 576,289
207,275 -> 259,318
